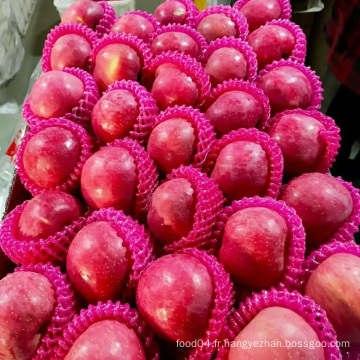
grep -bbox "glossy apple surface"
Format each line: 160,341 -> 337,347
196,14 -> 237,43
154,1 -> 187,26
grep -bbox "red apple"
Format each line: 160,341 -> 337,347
280,173 -> 353,247
228,307 -> 325,360
0,271 -> 55,360
111,14 -> 155,43
205,91 -> 263,135
17,191 -> 82,241
257,66 -> 313,114
81,146 -> 137,212
211,141 -> 268,200
91,89 -> 139,144
219,207 -> 287,289
154,1 -> 187,26
61,0 -> 104,30
50,34 -> 92,71
239,0 -> 282,33
67,221 -> 129,303
196,14 -> 237,43
29,71 -> 84,119
248,25 -> 295,69
136,253 -> 213,342
23,127 -> 81,189
205,48 -> 248,86
65,320 -> 146,360
268,113 -> 326,178
147,178 -> 196,244
147,119 -> 196,173
305,253 -> 360,345
150,32 -> 199,58
93,44 -> 141,92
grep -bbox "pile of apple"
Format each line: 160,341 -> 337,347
0,0 -> 360,359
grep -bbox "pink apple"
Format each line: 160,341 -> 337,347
305,253 -> 360,345
154,1 -> 187,26
0,272 -> 55,360
205,91 -> 263,135
268,113 -> 326,178
136,253 -> 213,342
219,207 -> 287,289
81,146 -> 137,212
257,66 -> 313,114
211,141 -> 269,201
23,127 -> 81,189
29,71 -> 84,119
65,320 -> 146,360
196,14 -> 237,43
147,119 -> 196,173
228,307 -> 325,360
147,178 -> 196,244
280,173 -> 353,247
91,89 -> 139,144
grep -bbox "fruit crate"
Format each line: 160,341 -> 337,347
10,0 -> 37,36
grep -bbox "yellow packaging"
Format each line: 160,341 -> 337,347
194,0 -> 207,10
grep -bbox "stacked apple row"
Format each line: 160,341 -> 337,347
0,0 -> 359,359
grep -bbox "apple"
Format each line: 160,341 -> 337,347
248,25 -> 295,69
147,119 -> 196,173
17,191 -> 82,241
147,178 -> 196,244
268,113 -> 326,178
29,71 -> 84,119
205,48 -> 248,86
305,253 -> 360,345
228,307 -> 325,360
93,44 -> 141,92
219,207 -> 287,289
81,146 -> 137,212
136,253 -> 213,342
111,14 -> 155,43
65,320 -> 146,360
0,271 -> 55,360
61,0 -> 104,30
91,89 -> 139,144
196,14 -> 237,43
211,141 -> 269,201
154,1 -> 187,26
280,173 -> 353,247
205,91 -> 263,135
23,127 -> 81,189
257,66 -> 313,114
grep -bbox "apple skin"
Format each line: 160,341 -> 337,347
205,48 -> 248,87
111,14 -> 155,43
29,71 -> 84,119
65,320 -> 146,360
268,113 -> 326,178
239,0 -> 282,33
219,207 -> 287,289
305,253 -> 360,345
147,178 -> 196,245
0,272 -> 55,360
81,147 -> 137,212
17,191 -> 82,241
257,66 -> 313,115
211,141 -> 269,201
154,1 -> 187,26
93,44 -> 141,93
23,127 -> 81,189
228,307 -> 325,360
147,119 -> 196,173
280,173 -> 353,247
136,253 -> 213,342
151,32 -> 199,58
248,25 -> 295,69
196,14 -> 237,43
61,0 -> 104,30
67,221 -> 129,303
91,89 -> 139,144
205,91 -> 263,135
